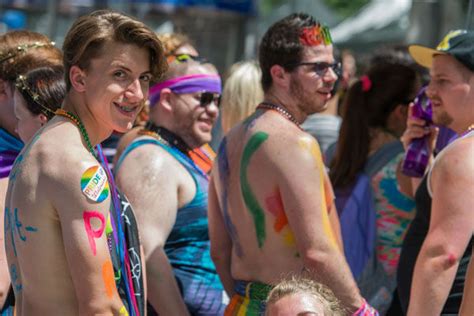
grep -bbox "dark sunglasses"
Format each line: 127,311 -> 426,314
289,61 -> 342,77
199,92 -> 221,108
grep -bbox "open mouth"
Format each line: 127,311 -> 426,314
114,102 -> 138,116
318,91 -> 332,99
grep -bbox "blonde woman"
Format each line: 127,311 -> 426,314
220,60 -> 263,134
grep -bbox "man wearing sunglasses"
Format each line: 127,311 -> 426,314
115,59 -> 226,315
208,13 -> 376,315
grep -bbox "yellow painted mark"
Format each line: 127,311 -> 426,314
119,306 -> 129,315
283,229 -> 296,246
298,138 -> 338,249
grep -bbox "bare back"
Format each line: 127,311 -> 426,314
5,118 -> 124,315
210,110 -> 340,284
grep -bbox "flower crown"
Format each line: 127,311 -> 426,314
299,24 -> 333,46
0,41 -> 55,65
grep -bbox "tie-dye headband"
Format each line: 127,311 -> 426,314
149,73 -> 222,107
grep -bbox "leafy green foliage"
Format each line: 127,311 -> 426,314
322,0 -> 371,18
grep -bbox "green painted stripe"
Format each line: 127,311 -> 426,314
240,132 -> 269,248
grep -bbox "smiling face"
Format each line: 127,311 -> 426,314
79,41 -> 152,133
13,88 -> 46,143
426,54 -> 474,133
167,64 -> 220,149
289,45 -> 338,115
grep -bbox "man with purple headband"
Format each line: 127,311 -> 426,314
115,59 -> 225,315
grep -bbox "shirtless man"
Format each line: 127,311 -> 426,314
4,10 -> 166,315
397,29 -> 474,315
460,254 -> 474,315
208,13 -> 376,315
0,30 -> 62,309
115,59 -> 225,315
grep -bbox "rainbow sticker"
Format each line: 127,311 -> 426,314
80,166 -> 110,203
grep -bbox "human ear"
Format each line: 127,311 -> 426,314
158,88 -> 174,113
38,113 -> 49,126
0,79 -> 13,102
270,64 -> 290,89
69,66 -> 87,92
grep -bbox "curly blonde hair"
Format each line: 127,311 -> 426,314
266,276 -> 346,315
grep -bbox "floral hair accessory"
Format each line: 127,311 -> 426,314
299,24 -> 333,46
0,41 -> 55,65
360,75 -> 372,92
15,74 -> 56,117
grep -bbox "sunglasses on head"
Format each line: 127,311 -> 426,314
166,54 -> 208,64
199,92 -> 221,108
289,61 -> 342,77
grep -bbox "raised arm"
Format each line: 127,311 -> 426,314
407,141 -> 474,315
275,135 -> 363,312
51,162 -> 125,314
116,144 -> 190,316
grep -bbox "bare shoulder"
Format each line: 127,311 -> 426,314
434,137 -> 474,180
31,125 -> 99,186
113,126 -> 143,165
118,136 -> 181,174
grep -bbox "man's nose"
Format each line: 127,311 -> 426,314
125,79 -> 145,102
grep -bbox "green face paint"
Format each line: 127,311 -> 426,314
240,131 -> 269,248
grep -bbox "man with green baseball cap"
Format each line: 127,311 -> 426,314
398,29 -> 474,315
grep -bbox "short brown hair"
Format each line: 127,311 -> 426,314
62,10 -> 167,90
266,276 -> 346,315
157,33 -> 195,56
0,30 -> 62,82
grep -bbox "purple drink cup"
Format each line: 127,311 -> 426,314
401,86 -> 433,178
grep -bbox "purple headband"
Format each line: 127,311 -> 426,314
149,73 -> 222,107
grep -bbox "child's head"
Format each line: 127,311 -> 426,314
266,276 -> 346,316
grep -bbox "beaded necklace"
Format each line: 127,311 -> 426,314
55,109 -> 138,315
257,102 -> 302,130
55,109 -> 97,159
139,122 -> 210,180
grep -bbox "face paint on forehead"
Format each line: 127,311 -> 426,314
299,24 -> 333,47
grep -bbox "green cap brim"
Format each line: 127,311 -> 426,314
408,44 -> 447,68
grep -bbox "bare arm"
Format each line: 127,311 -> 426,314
460,251 -> 474,315
52,162 -> 125,314
208,173 -> 235,296
407,141 -> 474,315
277,136 -> 363,312
0,179 -> 11,308
116,144 -> 190,316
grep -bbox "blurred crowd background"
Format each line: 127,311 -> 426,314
1,0 -> 473,74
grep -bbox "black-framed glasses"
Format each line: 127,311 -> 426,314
199,92 -> 221,108
289,61 -> 342,77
